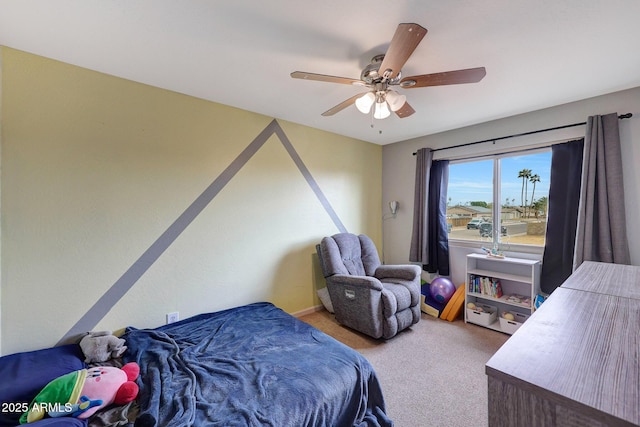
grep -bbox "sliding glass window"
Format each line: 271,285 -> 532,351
446,149 -> 551,248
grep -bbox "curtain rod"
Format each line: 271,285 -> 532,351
412,113 -> 633,155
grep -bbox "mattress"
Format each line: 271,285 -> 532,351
122,302 -> 392,426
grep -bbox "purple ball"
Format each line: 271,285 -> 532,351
430,277 -> 456,304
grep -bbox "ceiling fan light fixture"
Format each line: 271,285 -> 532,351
355,92 -> 375,114
373,100 -> 391,119
386,90 -> 406,112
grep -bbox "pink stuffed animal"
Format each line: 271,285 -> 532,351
20,362 -> 139,423
75,362 -> 140,418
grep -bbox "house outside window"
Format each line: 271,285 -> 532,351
446,149 -> 551,248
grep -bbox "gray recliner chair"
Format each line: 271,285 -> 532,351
316,233 -> 421,339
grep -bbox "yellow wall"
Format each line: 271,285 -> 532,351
0,47 -> 382,355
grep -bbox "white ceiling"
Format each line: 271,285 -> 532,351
1,0 -> 639,145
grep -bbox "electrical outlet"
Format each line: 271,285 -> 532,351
166,312 -> 179,324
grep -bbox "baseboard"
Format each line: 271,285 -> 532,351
292,304 -> 325,318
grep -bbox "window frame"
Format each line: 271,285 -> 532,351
444,146 -> 552,255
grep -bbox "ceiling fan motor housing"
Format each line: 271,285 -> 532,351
361,55 -> 402,85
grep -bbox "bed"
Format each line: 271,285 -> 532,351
0,302 -> 391,427
121,302 -> 392,426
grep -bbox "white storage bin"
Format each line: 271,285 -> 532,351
499,311 -> 530,334
466,303 -> 497,326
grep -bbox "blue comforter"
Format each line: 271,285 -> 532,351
123,302 -> 392,426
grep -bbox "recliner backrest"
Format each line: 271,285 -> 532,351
318,233 -> 381,278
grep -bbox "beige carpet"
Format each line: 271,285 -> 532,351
299,310 -> 509,427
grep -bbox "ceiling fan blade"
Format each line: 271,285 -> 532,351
321,93 -> 364,116
378,23 -> 427,80
291,71 -> 364,86
395,102 -> 415,118
400,67 -> 487,88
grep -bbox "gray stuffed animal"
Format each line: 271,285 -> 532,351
79,331 -> 127,363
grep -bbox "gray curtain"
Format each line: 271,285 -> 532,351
573,113 -> 630,269
410,148 -> 450,275
410,148 -> 433,265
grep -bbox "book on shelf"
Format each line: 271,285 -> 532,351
468,274 -> 503,298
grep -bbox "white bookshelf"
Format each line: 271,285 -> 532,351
465,253 -> 540,334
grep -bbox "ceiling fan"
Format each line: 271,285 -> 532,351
291,23 -> 486,120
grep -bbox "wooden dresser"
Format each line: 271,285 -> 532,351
485,261 -> 640,426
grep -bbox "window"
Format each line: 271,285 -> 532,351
446,149 -> 551,247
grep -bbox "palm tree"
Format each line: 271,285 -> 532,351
532,196 -> 548,219
537,196 -> 549,218
529,174 -> 541,217
518,169 -> 532,217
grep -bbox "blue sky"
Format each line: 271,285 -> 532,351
447,151 -> 552,207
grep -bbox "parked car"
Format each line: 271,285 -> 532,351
447,223 -> 452,233
479,222 -> 507,237
466,218 -> 485,229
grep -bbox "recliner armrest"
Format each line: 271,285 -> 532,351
326,274 -> 383,291
374,264 -> 421,281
